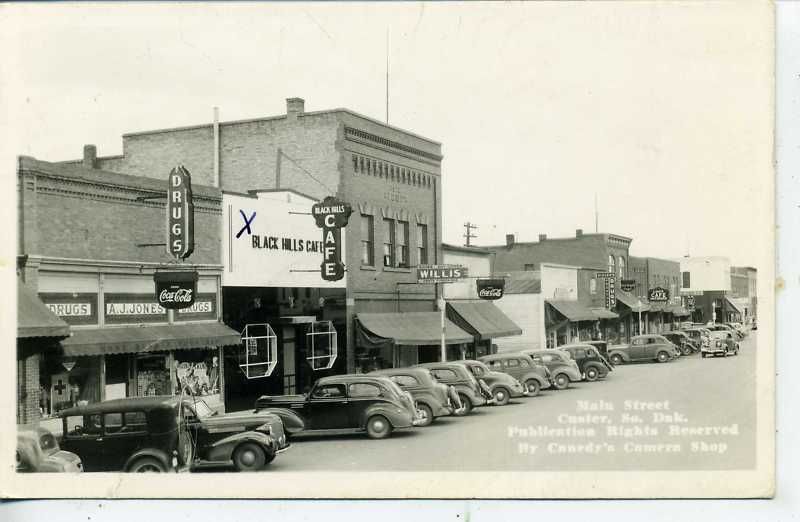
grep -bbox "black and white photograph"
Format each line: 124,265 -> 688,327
0,1 -> 776,499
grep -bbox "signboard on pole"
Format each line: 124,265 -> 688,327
166,165 -> 195,260
648,286 -> 670,303
476,278 -> 505,300
311,196 -> 352,282
620,279 -> 636,292
417,265 -> 469,284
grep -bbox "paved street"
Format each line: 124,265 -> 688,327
241,335 -> 758,472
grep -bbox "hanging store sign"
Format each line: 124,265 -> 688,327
620,279 -> 636,292
153,271 -> 198,310
40,293 -> 99,325
684,295 -> 696,312
166,165 -> 195,260
649,286 -> 670,303
476,278 -> 505,300
311,196 -> 352,282
596,272 -> 616,309
417,265 -> 469,284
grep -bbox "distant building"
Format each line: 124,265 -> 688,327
730,266 -> 758,322
679,256 -> 741,323
628,256 -> 686,332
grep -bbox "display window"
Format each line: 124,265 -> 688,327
306,320 -> 337,370
239,323 -> 278,378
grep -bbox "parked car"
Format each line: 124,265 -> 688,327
682,327 -> 712,351
663,331 -> 697,356
60,395 -> 292,472
583,340 -> 611,361
607,335 -> 678,364
454,359 -> 526,406
17,427 -> 82,472
479,352 -> 551,397
415,362 -> 489,415
256,375 -> 422,439
370,367 -> 457,426
519,349 -> 581,390
558,344 -> 614,381
702,331 -> 740,358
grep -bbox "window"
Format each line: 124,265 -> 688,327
430,369 -> 457,381
417,224 -> 428,265
397,221 -> 409,267
104,413 -> 123,434
682,271 -> 691,288
541,354 -> 554,363
608,255 -> 616,275
360,214 -> 374,266
390,375 -> 419,387
506,359 -> 520,368
618,256 -> 626,278
239,323 -> 278,379
349,383 -> 382,398
524,264 -> 536,271
383,218 -> 395,267
306,321 -> 338,370
590,278 -> 597,295
518,358 -> 531,368
312,384 -> 346,399
469,365 -> 485,377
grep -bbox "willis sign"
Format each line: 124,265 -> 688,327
312,196 -> 352,282
166,165 -> 195,260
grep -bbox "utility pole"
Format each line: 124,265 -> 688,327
385,28 -> 389,124
594,193 -> 599,233
463,222 -> 478,247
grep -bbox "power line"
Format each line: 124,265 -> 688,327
279,150 -> 338,194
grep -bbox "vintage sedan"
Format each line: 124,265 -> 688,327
682,327 -> 713,351
370,367 -> 457,426
702,330 -> 740,358
454,359 -> 526,406
607,335 -> 678,364
479,352 -> 551,397
558,344 -> 614,381
519,349 -> 582,390
60,395 -> 292,472
17,427 -> 82,472
663,331 -> 697,355
256,375 -> 423,439
415,362 -> 489,415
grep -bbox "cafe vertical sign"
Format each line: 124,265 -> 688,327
166,165 -> 195,260
312,196 -> 352,282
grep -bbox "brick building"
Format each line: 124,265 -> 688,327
17,155 -> 240,428
730,266 -> 757,323
628,256 -> 687,332
58,98 -> 445,385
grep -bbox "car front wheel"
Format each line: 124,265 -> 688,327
366,415 -> 393,439
610,354 -> 624,365
657,351 -> 670,363
233,442 -> 267,471
493,387 -> 510,406
524,379 -> 541,397
553,373 -> 570,390
128,457 -> 167,473
416,403 -> 434,427
681,345 -> 692,356
585,367 -> 599,381
455,394 -> 473,416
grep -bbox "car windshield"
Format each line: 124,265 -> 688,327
192,399 -> 216,418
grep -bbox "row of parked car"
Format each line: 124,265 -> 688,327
17,322 -> 750,474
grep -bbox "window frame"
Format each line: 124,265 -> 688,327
396,220 -> 409,268
360,214 -> 375,266
382,218 -> 395,268
417,223 -> 429,265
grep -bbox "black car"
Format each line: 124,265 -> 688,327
663,331 -> 696,355
558,344 -> 614,381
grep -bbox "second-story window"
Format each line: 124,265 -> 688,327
608,255 -> 616,275
397,221 -> 409,267
618,256 -> 626,278
383,218 -> 395,267
360,214 -> 374,266
417,223 -> 428,265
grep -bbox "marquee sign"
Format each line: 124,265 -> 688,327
417,265 -> 469,284
620,279 -> 636,292
476,278 -> 505,300
311,196 -> 352,282
648,286 -> 670,303
166,165 -> 195,260
154,271 -> 198,310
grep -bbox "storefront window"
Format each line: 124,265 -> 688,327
396,221 -> 409,267
417,224 -> 428,265
239,323 -> 278,378
43,356 -> 102,416
307,320 -> 338,370
174,352 -> 220,396
383,219 -> 395,267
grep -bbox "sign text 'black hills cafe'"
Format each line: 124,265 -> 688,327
311,196 -> 352,282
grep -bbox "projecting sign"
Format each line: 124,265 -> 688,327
649,286 -> 670,303
417,265 -> 469,284
620,279 -> 636,292
476,278 -> 505,300
311,196 -> 353,282
684,295 -> 696,312
166,165 -> 195,260
154,271 -> 198,310
596,272 -> 616,309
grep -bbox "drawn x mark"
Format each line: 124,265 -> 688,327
236,210 -> 256,238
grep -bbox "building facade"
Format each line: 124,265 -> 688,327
679,256 -> 735,324
628,256 -> 686,332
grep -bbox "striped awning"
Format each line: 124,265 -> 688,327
356,312 -> 474,346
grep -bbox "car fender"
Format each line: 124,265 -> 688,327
608,350 -> 630,362
251,408 -> 305,434
123,448 -> 172,472
358,402 -> 411,430
520,372 -> 548,387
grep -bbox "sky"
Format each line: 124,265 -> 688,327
0,2 -> 773,267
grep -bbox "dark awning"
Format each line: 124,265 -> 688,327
61,322 -> 242,357
591,307 -> 619,320
446,301 -> 522,341
546,300 -> 598,322
356,312 -> 473,347
18,279 -> 70,339
647,301 -> 669,313
615,291 -> 651,313
725,296 -> 744,314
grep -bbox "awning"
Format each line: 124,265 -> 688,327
356,312 -> 473,347
615,291 -> 651,313
18,279 -> 70,339
648,301 -> 669,313
725,296 -> 744,315
666,305 -> 690,317
545,299 -> 619,322
61,322 -> 242,357
446,301 -> 522,341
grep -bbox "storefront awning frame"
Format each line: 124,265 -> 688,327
356,312 -> 474,347
446,301 -> 522,342
18,279 -> 71,339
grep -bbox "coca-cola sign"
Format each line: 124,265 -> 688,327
476,278 -> 505,300
154,271 -> 198,310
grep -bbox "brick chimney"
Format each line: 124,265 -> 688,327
83,144 -> 97,168
286,98 -> 305,120
505,234 -> 515,247
538,234 -> 547,241
576,229 -> 583,237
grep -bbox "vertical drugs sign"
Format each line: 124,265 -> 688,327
311,196 -> 352,281
166,165 -> 195,260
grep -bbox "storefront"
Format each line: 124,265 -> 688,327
354,311 -> 474,368
445,301 -> 522,359
544,300 -> 619,348
615,291 -> 650,343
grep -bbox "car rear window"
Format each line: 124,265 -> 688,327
506,358 -> 520,367
390,375 -> 419,387
349,383 -> 382,398
431,368 -> 457,381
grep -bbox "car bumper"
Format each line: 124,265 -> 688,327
702,348 -> 727,355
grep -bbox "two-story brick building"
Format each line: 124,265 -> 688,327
628,256 -> 688,332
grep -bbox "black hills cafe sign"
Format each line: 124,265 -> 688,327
154,271 -> 198,310
476,278 -> 505,300
648,286 -> 670,303
311,196 -> 352,282
166,165 -> 195,260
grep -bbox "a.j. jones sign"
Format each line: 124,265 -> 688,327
476,278 -> 505,300
417,265 -> 469,284
153,271 -> 198,310
166,165 -> 195,260
648,286 -> 670,303
311,196 -> 352,282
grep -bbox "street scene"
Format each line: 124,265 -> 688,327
6,4 -> 770,496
